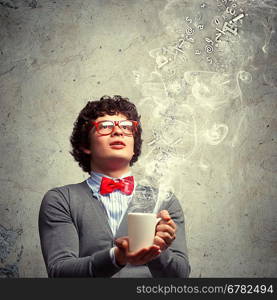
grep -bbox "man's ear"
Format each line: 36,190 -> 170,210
80,147 -> 91,155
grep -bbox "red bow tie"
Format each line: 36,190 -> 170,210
100,176 -> 134,195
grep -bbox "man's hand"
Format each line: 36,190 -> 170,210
114,210 -> 176,266
154,210 -> 177,251
114,237 -> 161,266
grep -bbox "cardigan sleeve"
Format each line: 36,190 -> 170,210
147,192 -> 191,277
38,188 -> 123,277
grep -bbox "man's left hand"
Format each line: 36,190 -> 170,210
154,210 -> 177,251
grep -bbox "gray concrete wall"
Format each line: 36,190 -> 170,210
0,0 -> 276,277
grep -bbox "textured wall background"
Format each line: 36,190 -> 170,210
0,0 -> 276,277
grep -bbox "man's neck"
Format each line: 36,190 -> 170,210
91,165 -> 130,179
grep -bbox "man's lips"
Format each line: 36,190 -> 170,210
109,141 -> 126,149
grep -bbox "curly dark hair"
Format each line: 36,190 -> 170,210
70,95 -> 143,174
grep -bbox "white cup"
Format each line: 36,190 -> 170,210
127,212 -> 161,252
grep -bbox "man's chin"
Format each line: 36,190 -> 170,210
106,156 -> 131,167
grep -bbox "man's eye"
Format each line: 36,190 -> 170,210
100,122 -> 113,129
121,121 -> 133,128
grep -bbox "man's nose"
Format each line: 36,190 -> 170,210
112,123 -> 124,135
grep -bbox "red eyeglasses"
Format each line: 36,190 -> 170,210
88,120 -> 138,136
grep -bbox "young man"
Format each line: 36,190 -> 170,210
39,95 -> 190,277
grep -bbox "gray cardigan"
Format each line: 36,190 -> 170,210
38,181 -> 191,277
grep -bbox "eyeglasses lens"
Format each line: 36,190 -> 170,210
98,120 -> 135,135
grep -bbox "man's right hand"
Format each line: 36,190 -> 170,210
114,237 -> 161,266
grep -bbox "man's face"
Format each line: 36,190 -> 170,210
85,113 -> 135,169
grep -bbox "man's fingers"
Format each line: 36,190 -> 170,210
156,224 -> 175,237
115,237 -> 129,250
157,210 -> 177,231
154,235 -> 167,250
115,238 -> 163,266
156,231 -> 175,245
128,246 -> 161,265
128,245 -> 159,256
158,210 -> 171,221
139,247 -> 161,263
166,218 -> 177,230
